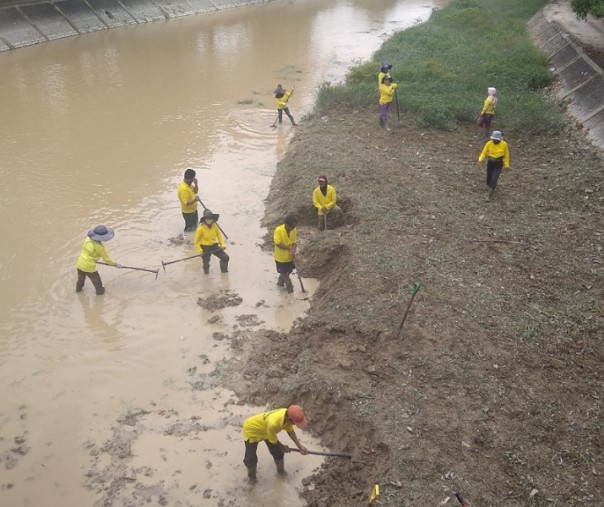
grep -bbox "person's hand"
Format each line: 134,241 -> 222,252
282,445 -> 291,453
392,83 -> 398,89
221,245 -> 227,250
298,446 -> 308,455
321,206 -> 327,213
115,263 -> 122,269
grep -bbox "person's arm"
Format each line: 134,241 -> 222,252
478,142 -> 489,163
325,186 -> 336,212
480,97 -> 489,115
503,143 -> 510,169
97,243 -> 117,267
194,227 -> 203,253
312,188 -> 322,211
192,178 -> 199,195
287,430 -> 308,454
215,225 -> 226,249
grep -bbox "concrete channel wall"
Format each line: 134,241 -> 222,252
529,11 -> 604,151
0,0 -> 272,51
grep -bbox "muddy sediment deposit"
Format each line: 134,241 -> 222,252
221,106 -> 603,505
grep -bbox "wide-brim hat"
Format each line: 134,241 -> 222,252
200,213 -> 220,223
490,130 -> 503,141
88,225 -> 114,241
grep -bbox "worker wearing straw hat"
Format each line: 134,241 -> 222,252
76,225 -> 121,295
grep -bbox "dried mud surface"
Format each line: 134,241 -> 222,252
221,102 -> 603,506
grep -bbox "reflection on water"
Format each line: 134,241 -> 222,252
0,0 -> 437,505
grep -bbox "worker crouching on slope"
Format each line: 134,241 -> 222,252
194,209 -> 229,274
242,405 -> 308,482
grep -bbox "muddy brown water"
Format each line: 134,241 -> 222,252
0,0 -> 438,504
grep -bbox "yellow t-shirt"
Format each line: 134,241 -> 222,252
178,181 -> 198,213
313,185 -> 337,216
273,224 -> 297,263
276,91 -> 292,110
478,140 -> 510,168
194,223 -> 225,251
76,237 -> 116,273
379,83 -> 397,105
480,96 -> 496,115
242,408 -> 294,444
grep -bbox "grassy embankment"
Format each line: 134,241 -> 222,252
316,0 -> 563,133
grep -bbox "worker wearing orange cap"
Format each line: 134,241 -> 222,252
242,405 -> 308,482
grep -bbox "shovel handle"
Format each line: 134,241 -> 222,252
289,448 -> 351,459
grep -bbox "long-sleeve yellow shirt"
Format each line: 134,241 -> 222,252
273,224 -> 297,263
194,223 -> 225,251
478,140 -> 510,168
178,181 -> 198,213
242,408 -> 294,444
76,237 -> 116,273
276,91 -> 292,110
379,83 -> 397,105
313,185 -> 337,216
480,96 -> 496,115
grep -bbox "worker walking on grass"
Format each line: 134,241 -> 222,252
178,168 -> 200,232
76,225 -> 121,295
274,214 -> 298,293
194,209 -> 229,274
379,75 -> 397,130
313,175 -> 344,230
275,84 -> 297,126
477,86 -> 498,139
242,405 -> 308,482
478,130 -> 510,202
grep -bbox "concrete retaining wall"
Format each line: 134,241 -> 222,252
0,0 -> 272,50
529,11 -> 604,151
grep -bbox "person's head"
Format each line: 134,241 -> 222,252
490,130 -> 503,144
88,224 -> 115,242
317,175 -> 328,188
286,404 -> 307,429
283,213 -> 298,232
380,62 -> 392,73
184,168 -> 196,184
382,75 -> 392,84
202,208 -> 215,224
275,84 -> 284,98
487,86 -> 497,96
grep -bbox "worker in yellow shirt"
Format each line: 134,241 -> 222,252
478,130 -> 510,201
275,84 -> 297,126
76,225 -> 121,295
178,168 -> 200,232
242,405 -> 308,482
313,175 -> 344,230
194,209 -> 229,274
273,214 -> 298,293
477,86 -> 498,139
379,75 -> 397,130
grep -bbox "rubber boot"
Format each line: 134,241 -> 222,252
220,258 -> 229,273
277,274 -> 285,287
96,287 -> 105,296
275,458 -> 286,475
246,465 -> 257,483
284,277 -> 294,294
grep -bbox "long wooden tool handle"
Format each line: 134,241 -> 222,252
289,448 -> 351,459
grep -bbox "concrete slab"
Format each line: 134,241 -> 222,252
56,0 -> 106,33
557,57 -> 597,89
0,7 -> 46,48
118,0 -> 166,22
0,35 -> 10,51
86,0 -> 136,27
21,3 -> 78,40
540,32 -> 570,56
568,76 -> 604,119
551,43 -> 579,68
187,0 -> 216,14
154,0 -> 195,18
212,0 -> 242,8
583,108 -> 604,150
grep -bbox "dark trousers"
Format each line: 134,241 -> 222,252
486,158 -> 503,189
278,107 -> 295,125
76,269 -> 104,294
243,440 -> 284,468
182,210 -> 198,232
201,244 -> 229,273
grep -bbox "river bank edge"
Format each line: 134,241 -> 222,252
218,7 -> 604,507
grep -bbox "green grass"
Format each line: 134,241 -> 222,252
316,0 -> 564,133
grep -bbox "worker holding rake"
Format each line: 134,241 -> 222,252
242,405 -> 308,482
275,84 -> 297,126
194,209 -> 229,274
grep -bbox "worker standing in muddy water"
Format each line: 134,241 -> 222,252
478,130 -> 510,202
274,213 -> 298,293
313,175 -> 344,230
178,168 -> 201,232
242,405 -> 308,482
194,209 -> 229,274
76,225 -> 121,295
275,84 -> 297,126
